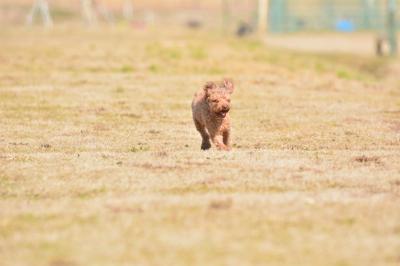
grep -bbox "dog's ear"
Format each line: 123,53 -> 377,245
223,79 -> 234,94
204,82 -> 217,97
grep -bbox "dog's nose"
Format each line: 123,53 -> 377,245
222,106 -> 230,112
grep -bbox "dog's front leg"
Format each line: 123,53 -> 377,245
211,134 -> 229,151
223,130 -> 231,150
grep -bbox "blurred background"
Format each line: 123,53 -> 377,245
0,0 -> 398,56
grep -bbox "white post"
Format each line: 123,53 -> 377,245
257,0 -> 268,34
81,0 -> 97,25
26,0 -> 53,27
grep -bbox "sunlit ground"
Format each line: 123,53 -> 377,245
0,25 -> 400,266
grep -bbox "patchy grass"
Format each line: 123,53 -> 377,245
0,26 -> 400,266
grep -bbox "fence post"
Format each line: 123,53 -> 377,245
257,0 -> 269,34
387,0 -> 398,56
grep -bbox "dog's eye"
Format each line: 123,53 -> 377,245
212,99 -> 218,103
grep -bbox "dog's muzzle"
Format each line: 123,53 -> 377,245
217,110 -> 229,118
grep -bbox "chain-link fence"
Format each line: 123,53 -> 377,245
268,0 -> 393,33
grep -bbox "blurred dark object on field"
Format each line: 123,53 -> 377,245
236,21 -> 253,37
186,19 -> 203,29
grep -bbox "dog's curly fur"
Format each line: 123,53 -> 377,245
192,79 -> 234,151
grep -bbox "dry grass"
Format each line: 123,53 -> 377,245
1,26 -> 400,266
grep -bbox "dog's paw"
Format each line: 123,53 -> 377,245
201,141 -> 211,150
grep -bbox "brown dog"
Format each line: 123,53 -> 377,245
192,79 -> 234,151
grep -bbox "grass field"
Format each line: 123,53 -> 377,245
1,26 -> 400,266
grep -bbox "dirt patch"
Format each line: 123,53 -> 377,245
353,155 -> 382,165
208,198 -> 233,210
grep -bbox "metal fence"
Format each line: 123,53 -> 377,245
268,0 -> 390,32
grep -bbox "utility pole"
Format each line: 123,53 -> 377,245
387,0 -> 398,56
26,0 -> 53,27
257,0 -> 269,34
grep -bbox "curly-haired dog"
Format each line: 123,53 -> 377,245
192,79 -> 234,151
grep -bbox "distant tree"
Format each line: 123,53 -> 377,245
26,0 -> 53,27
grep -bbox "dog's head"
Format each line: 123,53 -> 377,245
204,79 -> 234,118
